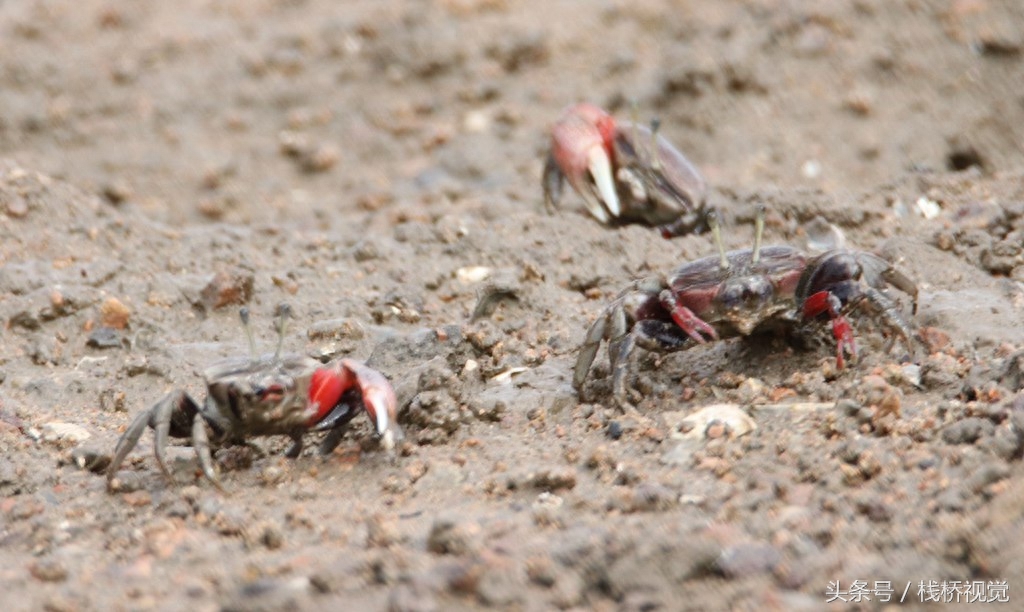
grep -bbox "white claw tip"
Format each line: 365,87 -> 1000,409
587,147 -> 619,218
381,430 -> 395,451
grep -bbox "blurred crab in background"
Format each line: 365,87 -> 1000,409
574,207 -> 919,408
107,305 -> 401,491
543,102 -> 708,237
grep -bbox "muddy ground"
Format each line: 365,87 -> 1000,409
1,0 -> 1024,610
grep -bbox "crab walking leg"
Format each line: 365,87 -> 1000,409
191,416 -> 225,492
854,251 -> 920,316
574,312 -> 609,390
879,268 -> 920,315
107,391 -> 203,487
151,392 -> 178,481
608,332 -> 637,408
608,320 -> 693,408
603,304 -> 636,404
318,425 -> 348,456
107,407 -> 157,486
542,152 -> 565,213
861,286 -> 916,354
659,289 -> 718,343
284,433 -> 305,459
802,291 -> 856,368
610,319 -> 693,407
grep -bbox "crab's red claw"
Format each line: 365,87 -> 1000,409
832,316 -> 856,368
341,359 -> 402,450
659,290 -> 718,343
309,368 -> 345,423
550,103 -> 620,222
802,290 -> 856,368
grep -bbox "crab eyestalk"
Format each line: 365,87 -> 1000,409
752,205 -> 766,265
649,118 -> 662,172
273,303 -> 292,361
707,210 -> 730,271
629,100 -> 641,153
239,307 -> 257,360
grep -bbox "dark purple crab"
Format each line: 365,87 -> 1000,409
106,306 -> 401,491
574,208 -> 919,407
542,102 -> 708,237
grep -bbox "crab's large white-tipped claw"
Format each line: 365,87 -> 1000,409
587,146 -> 620,219
366,383 -> 402,450
339,359 -> 403,450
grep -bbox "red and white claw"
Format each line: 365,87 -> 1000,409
309,359 -> 402,450
549,103 -> 620,222
802,290 -> 855,368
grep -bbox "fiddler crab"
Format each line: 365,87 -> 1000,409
543,102 -> 708,237
574,207 -> 919,408
106,305 -> 401,491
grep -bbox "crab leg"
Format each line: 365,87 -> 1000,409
191,416 -> 225,492
107,390 -> 201,487
107,408 -> 156,487
307,391 -> 362,454
861,286 -> 916,356
879,268 -> 919,315
612,320 -> 692,409
574,306 -> 611,391
542,153 -> 565,213
608,331 -> 636,408
151,392 -> 179,480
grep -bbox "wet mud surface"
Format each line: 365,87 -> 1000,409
1,1 -> 1023,610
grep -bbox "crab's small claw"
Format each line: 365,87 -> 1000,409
546,103 -> 620,222
802,290 -> 856,367
659,289 -> 719,343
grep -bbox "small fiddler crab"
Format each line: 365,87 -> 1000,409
574,207 -> 919,408
543,102 -> 708,237
106,305 -> 402,491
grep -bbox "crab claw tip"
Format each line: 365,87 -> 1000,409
587,146 -> 620,218
365,386 -> 402,448
381,429 -> 396,451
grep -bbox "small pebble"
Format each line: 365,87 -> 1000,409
426,517 -> 480,556
199,270 -> 254,310
100,296 -> 131,329
29,559 -> 68,582
715,543 -> 781,579
87,326 -> 122,349
123,490 -> 152,507
606,420 -> 624,440
530,468 -> 577,491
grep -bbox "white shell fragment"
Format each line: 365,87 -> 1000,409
677,404 -> 757,440
456,266 -> 492,284
489,366 -> 529,385
801,159 -> 822,179
804,216 -> 846,253
42,422 -> 92,445
914,196 -> 941,220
